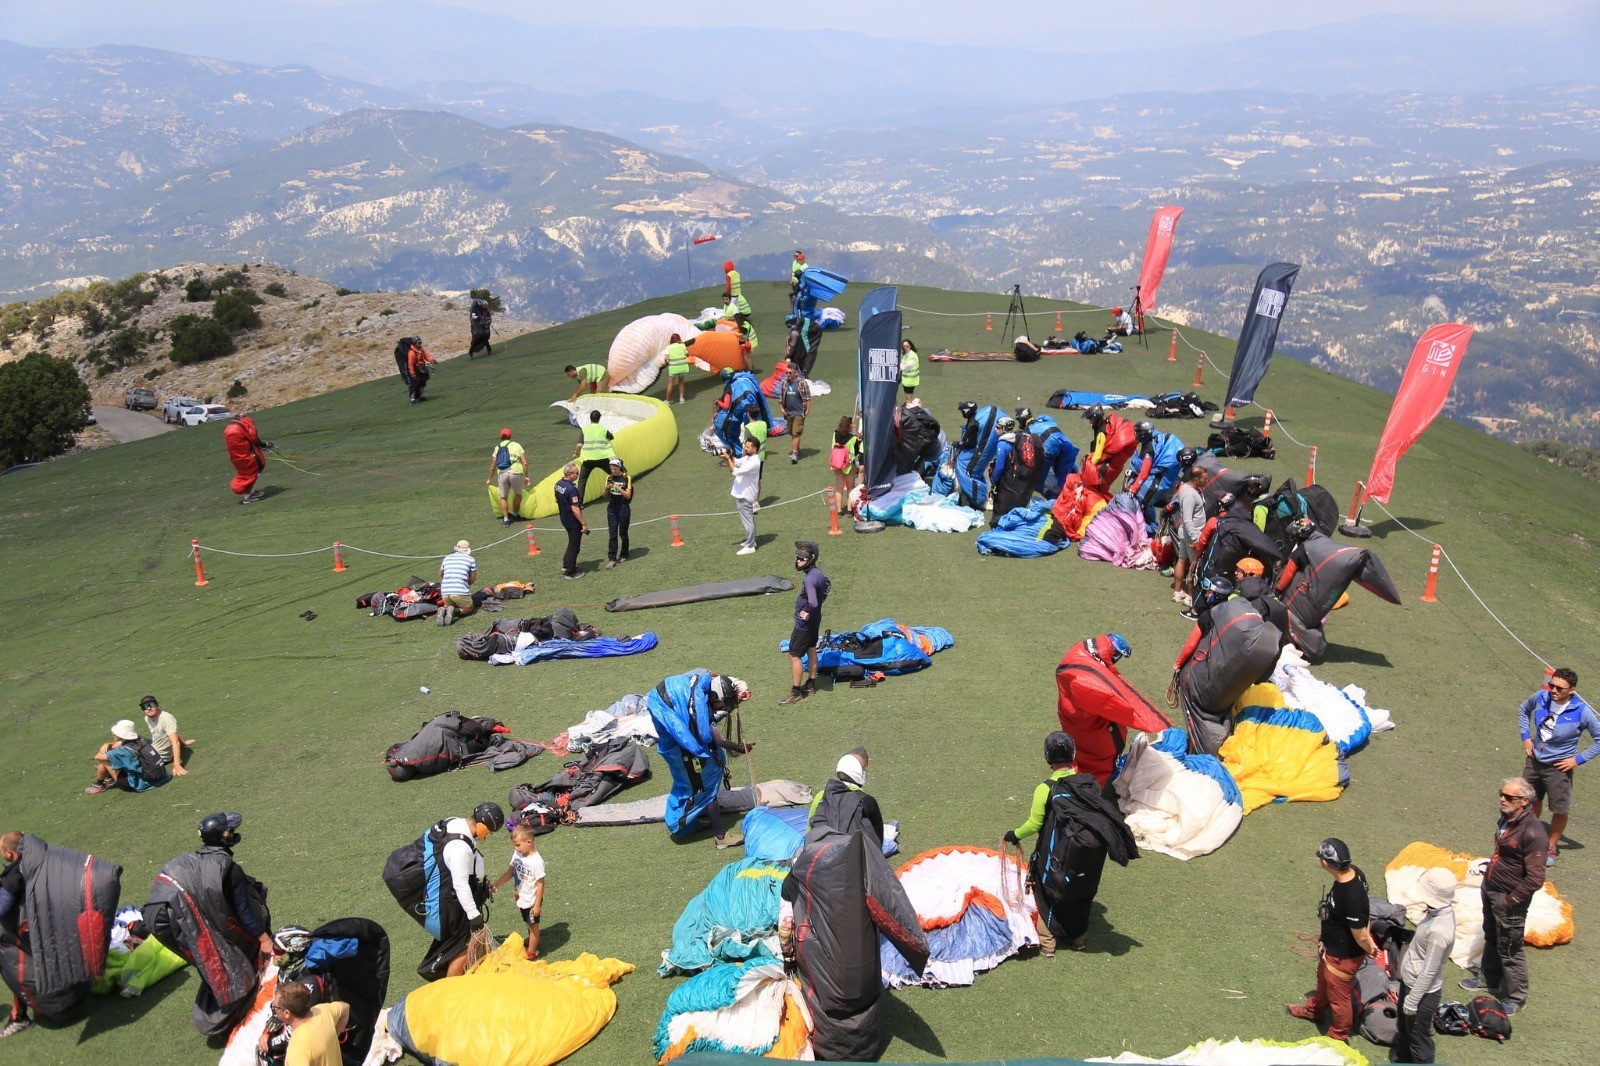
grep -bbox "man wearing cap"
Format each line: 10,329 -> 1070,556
604,457 -> 633,569
1394,868 -> 1458,1063
789,251 -> 806,297
420,803 -> 504,981
1462,776 -> 1546,1015
1103,306 -> 1134,341
86,719 -> 169,794
487,428 -> 528,527
780,541 -> 830,705
437,539 -> 477,627
139,696 -> 190,777
809,748 -> 884,844
1287,837 -> 1376,1042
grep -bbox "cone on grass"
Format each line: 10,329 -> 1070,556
332,541 -> 346,573
1168,329 -> 1178,363
670,515 -> 685,547
526,524 -> 540,556
192,539 -> 209,587
985,312 -> 993,332
1421,544 -> 1442,603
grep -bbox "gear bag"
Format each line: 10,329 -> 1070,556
382,820 -> 474,938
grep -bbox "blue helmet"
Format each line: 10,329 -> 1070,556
1108,633 -> 1132,662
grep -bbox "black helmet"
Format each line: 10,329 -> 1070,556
1083,403 -> 1105,424
1044,731 -> 1076,765
1135,420 -> 1155,442
1217,491 -> 1236,511
794,540 -> 820,568
472,802 -> 505,833
1015,406 -> 1033,426
1241,473 -> 1272,497
1316,837 -> 1353,870
957,401 -> 977,420
198,812 -> 243,847
1288,516 -> 1318,541
1177,448 -> 1198,468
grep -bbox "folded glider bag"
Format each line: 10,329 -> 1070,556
784,824 -> 928,1062
383,711 -> 500,782
0,835 -> 121,1020
655,957 -> 808,1062
223,415 -> 266,496
606,575 -> 795,613
609,312 -> 699,393
91,933 -> 188,998
1219,685 -> 1346,813
1056,638 -> 1171,787
574,780 -> 812,827
391,938 -> 632,1066
526,737 -> 652,813
490,394 -> 678,519
501,633 -> 659,665
788,618 -> 953,677
882,846 -> 1038,989
1177,598 -> 1284,755
146,845 -> 269,1036
1114,729 -> 1243,860
930,404 -> 1001,507
1078,494 -> 1155,569
1281,533 -> 1401,663
1052,468 -> 1113,542
1046,391 -> 1147,410
976,499 -> 1068,557
660,858 -> 788,977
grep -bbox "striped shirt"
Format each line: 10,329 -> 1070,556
439,552 -> 476,595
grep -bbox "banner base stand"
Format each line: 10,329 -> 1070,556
852,519 -> 887,534
1209,415 -> 1234,429
1338,519 -> 1374,539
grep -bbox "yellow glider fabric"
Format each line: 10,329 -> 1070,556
1219,683 -> 1344,813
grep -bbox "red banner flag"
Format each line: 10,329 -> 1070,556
1365,323 -> 1473,504
692,234 -> 722,245
1135,206 -> 1183,316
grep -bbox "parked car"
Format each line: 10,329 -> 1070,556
124,386 -> 157,411
180,405 -> 234,426
162,395 -> 203,423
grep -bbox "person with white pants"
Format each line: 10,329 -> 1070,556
726,438 -> 760,555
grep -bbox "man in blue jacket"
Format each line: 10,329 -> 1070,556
1519,667 -> 1599,866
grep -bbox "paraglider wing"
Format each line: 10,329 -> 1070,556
607,313 -> 698,393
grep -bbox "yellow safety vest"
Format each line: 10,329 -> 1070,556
726,268 -> 743,298
900,350 -> 920,388
578,363 -> 605,384
580,422 -> 614,460
665,342 -> 689,373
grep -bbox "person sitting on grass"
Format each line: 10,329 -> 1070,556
86,719 -> 169,794
490,824 -> 546,961
564,363 -> 610,401
139,695 -> 191,777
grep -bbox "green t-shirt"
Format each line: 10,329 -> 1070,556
744,419 -> 768,459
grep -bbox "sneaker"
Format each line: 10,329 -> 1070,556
1171,590 -> 1186,604
84,781 -> 112,795
563,571 -> 584,580
1179,609 -> 1198,621
1176,592 -> 1193,608
714,831 -> 744,850
779,686 -> 808,706
1546,854 -> 1556,867
736,546 -> 757,556
1505,1001 -> 1524,1017
790,453 -> 799,464
618,556 -> 629,564
752,502 -> 762,512
1159,567 -> 1175,578
604,559 -> 617,569
0,1018 -> 33,1038
501,516 -> 513,526
1460,975 -> 1492,992
1286,1004 -> 1318,1021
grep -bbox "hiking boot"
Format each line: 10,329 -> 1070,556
1286,1004 -> 1318,1021
714,831 -> 744,850
779,686 -> 808,706
0,1017 -> 33,1038
563,571 -> 584,580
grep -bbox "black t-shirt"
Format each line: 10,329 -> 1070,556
1320,875 -> 1370,959
555,479 -> 582,531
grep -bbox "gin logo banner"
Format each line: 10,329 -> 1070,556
1135,206 -> 1183,316
1365,323 -> 1474,505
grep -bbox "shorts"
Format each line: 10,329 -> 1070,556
789,625 -> 820,657
1177,540 -> 1198,563
497,469 -> 525,498
519,907 -> 541,926
443,593 -> 477,615
785,412 -> 806,438
668,366 -> 688,378
1523,756 -> 1573,815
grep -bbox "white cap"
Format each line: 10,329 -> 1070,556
836,753 -> 866,787
111,719 -> 139,740
1418,868 -> 1459,910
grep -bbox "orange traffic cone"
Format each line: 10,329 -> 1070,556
1167,328 -> 1178,363
332,540 -> 347,573
1420,544 -> 1442,603
985,312 -> 993,332
827,489 -> 843,536
1305,446 -> 1318,486
670,515 -> 685,547
1192,351 -> 1205,389
526,524 -> 540,556
191,539 -> 209,587
1055,310 -> 1063,331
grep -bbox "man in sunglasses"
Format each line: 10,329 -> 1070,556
1462,778 -> 1547,1015
1518,667 -> 1598,867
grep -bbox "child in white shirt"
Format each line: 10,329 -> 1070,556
491,824 -> 546,960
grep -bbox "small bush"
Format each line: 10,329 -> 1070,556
184,278 -> 212,302
263,282 -> 287,298
379,308 -> 396,317
213,291 -> 262,332
143,367 -> 165,380
170,318 -> 236,365
227,379 -> 248,398
298,298 -> 322,310
334,287 -> 356,296
354,315 -> 366,328
212,268 -> 249,291
468,288 -> 505,313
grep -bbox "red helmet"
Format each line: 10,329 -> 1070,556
723,260 -> 735,272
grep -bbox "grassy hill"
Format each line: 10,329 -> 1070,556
2,281 -> 1597,1064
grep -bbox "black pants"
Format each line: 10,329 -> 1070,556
578,459 -> 611,496
608,504 -> 631,561
563,527 -> 583,575
1393,984 -> 1439,1063
1480,888 -> 1529,1006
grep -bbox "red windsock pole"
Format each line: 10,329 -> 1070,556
670,515 -> 685,547
1192,350 -> 1205,389
1420,544 -> 1442,603
191,539 -> 209,587
332,541 -> 346,573
1167,329 -> 1178,363
526,524 -> 540,556
1305,446 -> 1318,486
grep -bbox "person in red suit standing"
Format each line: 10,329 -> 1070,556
1081,405 -> 1138,485
1055,633 -> 1170,786
223,410 -> 273,504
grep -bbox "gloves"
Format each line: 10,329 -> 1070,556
1003,830 -> 1020,847
468,914 -> 486,932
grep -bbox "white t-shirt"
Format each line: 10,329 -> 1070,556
511,850 -> 546,909
730,453 -> 761,502
1115,310 -> 1134,332
144,710 -> 180,761
438,817 -> 485,921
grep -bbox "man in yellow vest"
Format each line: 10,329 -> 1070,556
723,260 -> 743,301
564,363 -> 611,401
789,251 -> 806,298
572,409 -> 616,495
663,333 -> 690,405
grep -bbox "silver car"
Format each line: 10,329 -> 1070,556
180,404 -> 234,426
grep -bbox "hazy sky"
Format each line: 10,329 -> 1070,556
4,0 -> 1588,50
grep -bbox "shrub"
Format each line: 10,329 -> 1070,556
263,282 -> 287,298
89,326 -> 154,371
212,268 -> 250,291
184,277 -> 212,302
334,287 -> 356,296
379,308 -> 396,316
212,291 -> 262,332
143,367 -> 165,380
227,379 -> 248,398
0,353 -> 91,467
468,288 -> 505,313
169,318 -> 236,365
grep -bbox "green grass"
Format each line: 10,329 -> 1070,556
3,280 -> 1598,1065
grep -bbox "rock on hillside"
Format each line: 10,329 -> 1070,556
0,263 -> 543,416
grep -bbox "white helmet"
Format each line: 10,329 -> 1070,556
835,752 -> 867,787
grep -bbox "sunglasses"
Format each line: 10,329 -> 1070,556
1548,684 -> 1573,694
1498,791 -> 1527,801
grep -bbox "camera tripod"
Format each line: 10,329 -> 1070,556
1001,284 -> 1031,342
1130,285 -> 1149,349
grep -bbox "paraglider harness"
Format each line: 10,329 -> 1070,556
394,337 -> 426,386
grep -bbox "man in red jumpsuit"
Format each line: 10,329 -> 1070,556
222,412 -> 273,504
1081,405 -> 1138,485
1056,633 -> 1170,787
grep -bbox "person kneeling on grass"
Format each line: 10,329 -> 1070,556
490,824 -> 546,961
86,719 -> 170,794
437,540 -> 477,627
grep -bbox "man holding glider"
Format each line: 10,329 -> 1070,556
1055,634 -> 1169,787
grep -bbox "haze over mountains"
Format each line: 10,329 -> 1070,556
1,5 -> 1597,447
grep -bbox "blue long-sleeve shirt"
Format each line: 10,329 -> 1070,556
1519,690 -> 1600,765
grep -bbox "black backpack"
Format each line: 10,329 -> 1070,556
131,737 -> 167,780
1434,1000 -> 1470,1036
382,819 -> 475,935
1466,995 -> 1511,1042
506,784 -> 566,835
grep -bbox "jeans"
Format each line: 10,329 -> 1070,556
1302,951 -> 1362,1041
1480,888 -> 1529,1005
736,498 -> 757,550
563,527 -> 583,575
607,504 -> 631,561
1393,984 -> 1439,1063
